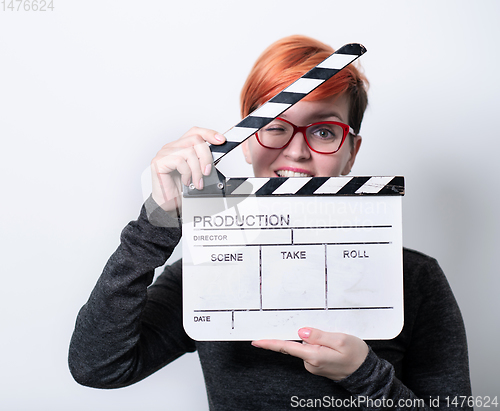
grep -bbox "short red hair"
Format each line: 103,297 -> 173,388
240,35 -> 369,135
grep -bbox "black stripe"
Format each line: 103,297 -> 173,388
336,43 -> 367,56
255,178 -> 288,195
210,141 -> 240,153
295,177 -> 329,195
377,176 -> 405,195
302,67 -> 339,80
270,92 -> 307,105
237,116 -> 274,129
336,176 -> 372,195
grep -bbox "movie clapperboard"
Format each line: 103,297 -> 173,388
182,44 -> 404,341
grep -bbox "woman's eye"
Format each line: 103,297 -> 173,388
312,128 -> 336,140
265,126 -> 286,133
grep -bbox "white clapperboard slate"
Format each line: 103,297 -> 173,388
182,44 -> 405,341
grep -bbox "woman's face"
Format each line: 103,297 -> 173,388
241,93 -> 362,178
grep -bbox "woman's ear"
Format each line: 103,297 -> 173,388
341,135 -> 362,175
241,139 -> 253,164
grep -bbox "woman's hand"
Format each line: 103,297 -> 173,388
252,328 -> 369,381
150,127 -> 225,215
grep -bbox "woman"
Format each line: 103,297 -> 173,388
69,35 -> 472,410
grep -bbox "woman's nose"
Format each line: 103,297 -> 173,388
282,132 -> 311,161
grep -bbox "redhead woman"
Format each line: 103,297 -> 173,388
69,35 -> 472,410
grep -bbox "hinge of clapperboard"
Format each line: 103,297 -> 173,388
183,43 -> 405,198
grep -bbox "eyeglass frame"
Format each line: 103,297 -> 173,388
255,117 -> 356,155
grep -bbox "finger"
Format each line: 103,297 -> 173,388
180,127 -> 226,146
298,328 -> 346,353
167,134 -> 220,181
182,131 -> 225,177
184,146 -> 206,189
156,152 -> 195,185
299,328 -> 369,370
251,339 -> 320,361
192,139 -> 215,177
155,133 -> 222,165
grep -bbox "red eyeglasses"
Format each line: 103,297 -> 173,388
256,117 -> 355,154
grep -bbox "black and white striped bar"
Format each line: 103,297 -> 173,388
185,176 -> 404,197
210,43 -> 367,166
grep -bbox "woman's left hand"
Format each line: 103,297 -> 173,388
252,328 -> 369,381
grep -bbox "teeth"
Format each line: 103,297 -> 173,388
276,170 -> 312,177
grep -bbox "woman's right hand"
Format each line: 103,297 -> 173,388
151,127 -> 226,215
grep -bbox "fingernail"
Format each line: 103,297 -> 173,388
204,164 -> 212,176
299,328 -> 311,339
215,133 -> 225,142
251,342 -> 261,348
198,178 -> 204,190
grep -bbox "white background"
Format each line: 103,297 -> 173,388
1,0 -> 499,409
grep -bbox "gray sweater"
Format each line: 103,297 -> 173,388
69,201 -> 472,410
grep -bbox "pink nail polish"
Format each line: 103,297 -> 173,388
299,328 -> 311,339
198,178 -> 204,190
251,342 -> 261,348
215,133 -> 225,142
204,164 -> 212,176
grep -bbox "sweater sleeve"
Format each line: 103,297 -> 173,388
335,251 -> 473,410
68,197 -> 196,388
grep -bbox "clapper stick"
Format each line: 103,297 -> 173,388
203,43 -> 366,186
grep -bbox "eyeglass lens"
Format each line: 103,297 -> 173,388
258,119 -> 345,153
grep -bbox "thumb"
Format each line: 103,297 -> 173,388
298,327 -> 319,342
298,328 -> 347,351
